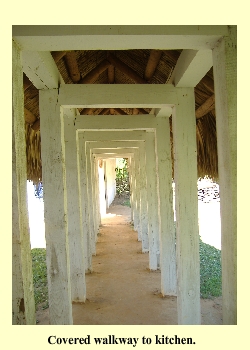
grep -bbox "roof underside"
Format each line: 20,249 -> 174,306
18,28 -> 219,183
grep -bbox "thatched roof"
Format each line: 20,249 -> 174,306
23,49 -> 218,183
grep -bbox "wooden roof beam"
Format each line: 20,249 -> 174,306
98,108 -> 110,115
108,65 -> 115,83
24,108 -> 36,124
31,119 -> 40,132
22,51 -> 63,89
144,50 -> 162,81
80,108 -> 94,115
195,94 -> 215,119
51,51 -> 67,63
169,49 -> 213,87
200,74 -> 214,93
114,108 -> 128,115
23,73 -> 33,91
64,51 -> 81,83
24,107 -> 40,132
107,53 -> 147,84
79,59 -> 110,84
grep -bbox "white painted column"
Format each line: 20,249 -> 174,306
40,89 -> 73,324
85,145 -> 97,255
91,155 -> 101,233
128,157 -> 134,223
63,111 -> 86,302
80,132 -> 155,266
212,25 -> 237,325
130,155 -> 136,227
139,143 -> 149,253
172,88 -> 201,324
133,150 -> 141,236
155,116 -> 177,296
145,132 -> 160,270
77,135 -> 92,272
12,40 -> 36,325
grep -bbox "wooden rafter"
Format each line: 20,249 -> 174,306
23,74 -> 33,91
108,65 -> 115,83
98,108 -> 110,115
107,53 -> 147,84
114,108 -> 128,115
200,75 -> 214,94
51,51 -> 67,63
64,51 -> 81,83
163,50 -> 181,62
144,50 -> 162,81
24,108 -> 36,124
196,94 -> 215,119
80,108 -> 94,115
31,119 -> 40,132
79,59 -> 110,84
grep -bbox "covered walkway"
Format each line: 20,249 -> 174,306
36,204 -> 222,325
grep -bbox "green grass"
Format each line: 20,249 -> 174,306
31,248 -> 49,310
199,238 -> 222,298
122,199 -> 131,207
31,238 -> 221,309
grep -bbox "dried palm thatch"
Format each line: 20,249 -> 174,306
23,49 -> 219,184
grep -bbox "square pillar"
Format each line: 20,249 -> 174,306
12,40 -> 36,325
172,88 -> 201,324
64,111 -> 86,302
40,89 -> 73,324
155,116 -> 176,296
77,135 -> 93,272
212,25 -> 237,325
145,132 -> 160,270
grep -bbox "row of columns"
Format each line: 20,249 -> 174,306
12,26 -> 236,325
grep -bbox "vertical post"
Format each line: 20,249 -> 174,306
40,89 -> 73,324
63,111 -> 86,302
139,141 -> 149,253
212,25 -> 237,325
130,155 -> 137,228
145,132 -> 160,270
172,88 -> 201,324
155,116 -> 176,296
133,150 -> 141,237
86,144 -> 97,255
12,40 -> 36,325
77,134 -> 92,272
128,157 -> 134,223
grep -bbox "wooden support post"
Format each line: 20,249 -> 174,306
155,116 -> 177,296
63,111 -> 86,302
79,131 -> 155,266
133,149 -> 141,239
12,40 -> 36,325
86,144 -> 98,255
145,132 -> 160,270
77,136 -> 93,272
172,88 -> 201,324
40,89 -> 73,324
212,25 -> 237,325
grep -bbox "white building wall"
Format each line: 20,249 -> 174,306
98,160 -> 106,216
105,158 -> 116,208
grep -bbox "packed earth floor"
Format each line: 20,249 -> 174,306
36,198 -> 222,325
